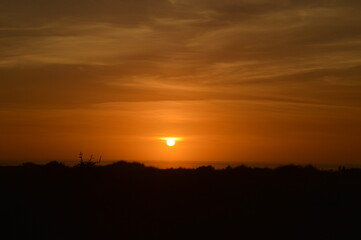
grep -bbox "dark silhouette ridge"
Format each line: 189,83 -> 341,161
1,161 -> 361,239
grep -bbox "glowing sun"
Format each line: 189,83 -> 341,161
159,137 -> 182,147
166,138 -> 176,147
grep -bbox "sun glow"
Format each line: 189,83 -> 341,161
166,138 -> 176,147
159,137 -> 182,147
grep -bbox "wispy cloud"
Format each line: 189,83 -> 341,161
0,0 -> 361,109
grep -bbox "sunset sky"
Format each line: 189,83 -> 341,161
1,0 -> 361,167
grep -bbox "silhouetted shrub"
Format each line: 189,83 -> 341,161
74,152 -> 101,168
45,161 -> 67,169
22,162 -> 41,168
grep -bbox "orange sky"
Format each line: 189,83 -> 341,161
1,0 -> 361,167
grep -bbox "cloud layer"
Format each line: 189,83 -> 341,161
1,0 -> 361,108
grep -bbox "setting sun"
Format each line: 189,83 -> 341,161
159,137 -> 182,147
166,138 -> 176,147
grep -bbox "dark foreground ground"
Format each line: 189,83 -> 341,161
1,161 -> 361,240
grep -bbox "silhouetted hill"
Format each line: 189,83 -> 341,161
1,161 -> 361,239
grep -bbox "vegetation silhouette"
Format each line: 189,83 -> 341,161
75,152 -> 101,168
1,161 -> 361,239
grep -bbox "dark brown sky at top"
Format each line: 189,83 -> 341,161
0,0 -> 361,166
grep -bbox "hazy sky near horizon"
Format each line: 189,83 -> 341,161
1,0 -> 361,166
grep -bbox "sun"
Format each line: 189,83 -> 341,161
159,137 -> 182,147
166,138 -> 176,147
